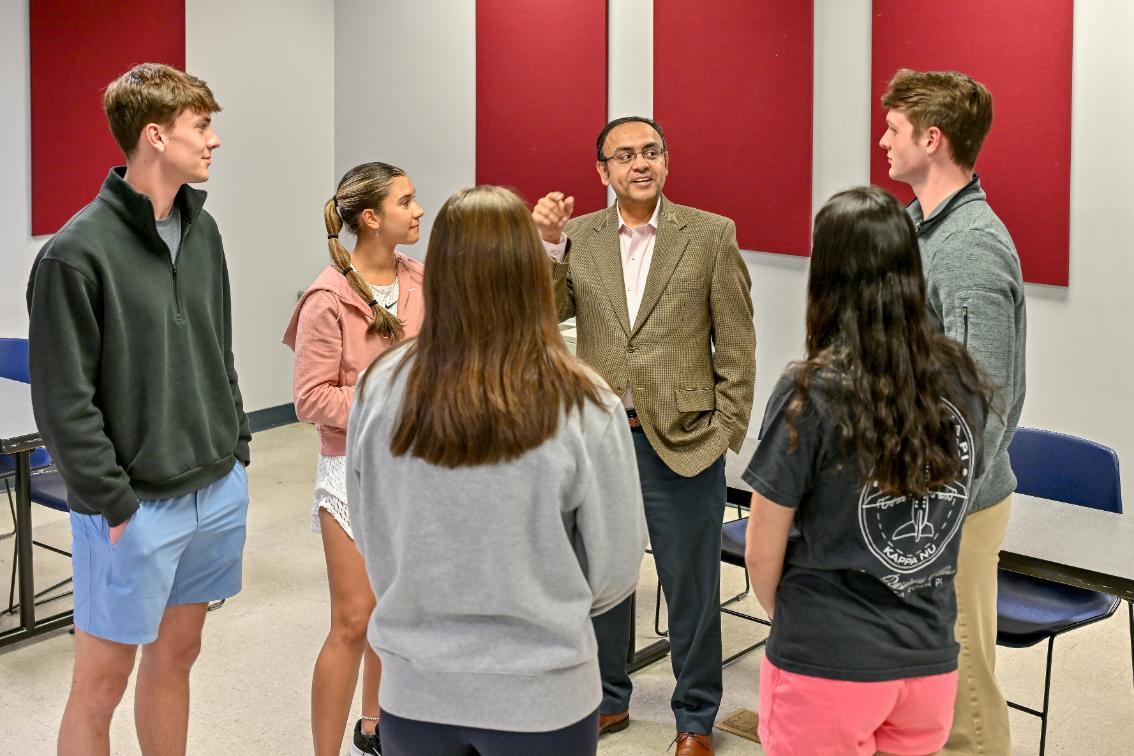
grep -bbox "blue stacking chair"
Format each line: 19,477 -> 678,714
6,470 -> 72,613
651,487 -> 770,666
1,338 -> 54,524
997,427 -> 1123,756
719,507 -> 772,666
0,337 -> 72,612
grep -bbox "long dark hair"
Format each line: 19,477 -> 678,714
365,185 -> 606,468
787,186 -> 988,496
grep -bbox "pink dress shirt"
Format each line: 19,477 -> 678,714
545,202 -> 661,408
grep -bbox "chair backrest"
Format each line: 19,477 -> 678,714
1008,427 -> 1122,514
0,338 -> 30,384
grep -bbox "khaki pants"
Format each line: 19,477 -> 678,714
943,495 -> 1013,756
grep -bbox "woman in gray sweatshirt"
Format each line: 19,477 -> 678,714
346,185 -> 647,756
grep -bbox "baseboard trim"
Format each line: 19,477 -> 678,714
248,403 -> 297,433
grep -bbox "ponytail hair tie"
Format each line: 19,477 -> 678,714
340,265 -> 355,276
367,298 -> 379,308
327,233 -> 339,239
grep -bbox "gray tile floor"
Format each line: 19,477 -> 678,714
0,423 -> 1131,754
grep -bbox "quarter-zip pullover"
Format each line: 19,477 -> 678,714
27,167 -> 251,526
909,176 -> 1027,512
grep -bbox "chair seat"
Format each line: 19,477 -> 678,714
997,568 -> 1120,648
0,448 -> 53,474
28,472 -> 69,512
722,517 -> 746,567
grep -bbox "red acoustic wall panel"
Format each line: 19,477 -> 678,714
654,1 -> 814,256
30,0 -> 186,236
871,1 -> 1073,286
476,0 -> 607,214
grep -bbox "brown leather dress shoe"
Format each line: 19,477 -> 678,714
673,731 -> 714,755
598,710 -> 629,736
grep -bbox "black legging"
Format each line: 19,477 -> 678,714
379,708 -> 599,756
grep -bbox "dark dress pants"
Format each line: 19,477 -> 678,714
592,429 -> 726,735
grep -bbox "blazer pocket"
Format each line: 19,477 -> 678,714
674,387 -> 716,413
665,276 -> 706,296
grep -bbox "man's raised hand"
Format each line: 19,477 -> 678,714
532,192 -> 576,244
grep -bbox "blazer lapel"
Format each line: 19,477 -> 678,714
586,207 -> 633,337
632,198 -> 688,335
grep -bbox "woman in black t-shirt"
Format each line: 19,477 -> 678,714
743,186 -> 989,755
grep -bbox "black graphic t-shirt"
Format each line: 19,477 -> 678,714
742,368 -> 985,682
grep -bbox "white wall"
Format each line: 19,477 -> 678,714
611,0 -> 1134,504
0,1 -> 335,414
778,1 -> 1134,506
0,2 -> 48,337
6,1 -> 1134,503
333,0 -> 476,259
187,0 -> 335,413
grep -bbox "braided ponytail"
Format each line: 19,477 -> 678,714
325,164 -> 407,341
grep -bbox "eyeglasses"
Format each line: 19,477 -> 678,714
601,148 -> 668,166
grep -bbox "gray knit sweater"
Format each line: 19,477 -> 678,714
346,345 -> 647,732
909,176 -> 1027,512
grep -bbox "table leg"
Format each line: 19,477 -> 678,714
15,450 -> 35,631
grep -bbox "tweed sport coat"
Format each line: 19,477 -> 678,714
553,197 -> 756,477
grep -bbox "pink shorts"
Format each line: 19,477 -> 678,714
758,656 -> 958,756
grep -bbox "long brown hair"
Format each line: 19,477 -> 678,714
324,162 -> 406,341
788,186 -> 989,496
371,185 -> 606,467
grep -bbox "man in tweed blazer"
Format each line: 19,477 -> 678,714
534,116 -> 755,755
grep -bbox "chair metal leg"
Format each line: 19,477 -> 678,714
6,482 -> 18,611
626,590 -> 670,673
653,581 -> 669,637
9,576 -> 73,613
6,536 -> 17,614
655,497 -> 759,650
1006,635 -> 1056,756
1,480 -> 15,541
8,536 -> 74,614
1038,635 -> 1055,756
1124,598 -> 1134,693
722,564 -> 751,607
723,636 -> 768,667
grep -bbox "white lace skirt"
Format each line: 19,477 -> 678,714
311,454 -> 353,540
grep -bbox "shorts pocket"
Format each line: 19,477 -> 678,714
109,506 -> 143,552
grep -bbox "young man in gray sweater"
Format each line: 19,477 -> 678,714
880,69 -> 1027,755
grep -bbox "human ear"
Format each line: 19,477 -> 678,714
924,126 -> 943,155
143,123 -> 165,152
596,162 -> 610,188
360,207 -> 382,230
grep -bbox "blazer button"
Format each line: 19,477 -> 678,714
627,345 -> 636,353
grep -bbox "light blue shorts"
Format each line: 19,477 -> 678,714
70,461 -> 249,645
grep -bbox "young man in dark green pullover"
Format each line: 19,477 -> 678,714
27,63 -> 251,756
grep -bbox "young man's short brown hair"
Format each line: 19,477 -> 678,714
881,69 -> 993,170
103,63 -> 221,157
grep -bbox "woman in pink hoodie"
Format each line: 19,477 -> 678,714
282,162 -> 425,756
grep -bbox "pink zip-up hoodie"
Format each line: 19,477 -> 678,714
282,253 -> 425,456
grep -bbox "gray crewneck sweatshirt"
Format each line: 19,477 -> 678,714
346,345 -> 647,732
909,176 -> 1027,512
